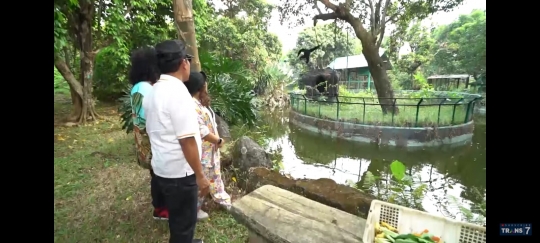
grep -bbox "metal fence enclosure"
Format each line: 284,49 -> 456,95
289,92 -> 482,127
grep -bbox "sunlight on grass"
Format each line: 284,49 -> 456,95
54,94 -> 248,243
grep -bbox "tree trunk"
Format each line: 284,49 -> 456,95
173,0 -> 201,72
362,44 -> 399,114
67,83 -> 83,121
77,0 -> 99,123
53,0 -> 99,124
313,2 -> 399,115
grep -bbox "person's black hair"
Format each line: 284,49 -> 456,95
128,46 -> 160,85
185,71 -> 206,95
155,40 -> 188,74
200,71 -> 207,81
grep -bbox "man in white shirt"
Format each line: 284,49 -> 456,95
143,39 -> 210,243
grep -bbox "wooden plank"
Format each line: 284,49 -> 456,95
230,185 -> 366,243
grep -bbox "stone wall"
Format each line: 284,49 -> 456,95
290,111 -> 474,147
238,167 -> 376,218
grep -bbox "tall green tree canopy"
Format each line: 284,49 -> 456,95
199,0 -> 282,77
384,10 -> 486,90
428,9 -> 486,80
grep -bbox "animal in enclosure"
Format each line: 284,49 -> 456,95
298,68 -> 340,99
297,45 -> 321,64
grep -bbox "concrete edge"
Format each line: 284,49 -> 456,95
290,111 -> 474,147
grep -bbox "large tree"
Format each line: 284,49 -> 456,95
389,22 -> 435,89
54,0 -> 172,123
393,22 -> 434,75
278,0 -> 464,114
54,0 -> 101,123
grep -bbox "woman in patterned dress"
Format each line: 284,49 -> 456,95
184,71 -> 232,221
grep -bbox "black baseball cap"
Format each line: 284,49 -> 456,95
184,71 -> 207,95
154,40 -> 193,61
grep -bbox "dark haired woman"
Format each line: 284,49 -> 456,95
128,46 -> 168,220
184,71 -> 232,221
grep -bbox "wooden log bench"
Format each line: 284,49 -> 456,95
230,185 -> 367,243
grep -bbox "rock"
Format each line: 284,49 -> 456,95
215,115 -> 231,140
231,185 -> 366,243
63,122 -> 78,127
232,136 -> 273,172
241,167 -> 376,218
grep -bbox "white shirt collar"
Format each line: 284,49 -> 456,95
159,74 -> 182,82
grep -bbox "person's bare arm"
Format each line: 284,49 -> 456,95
202,133 -> 220,144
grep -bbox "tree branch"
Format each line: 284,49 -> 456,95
95,0 -> 105,42
312,0 -> 323,15
385,7 -> 405,24
315,0 -> 372,43
313,12 -> 339,21
54,53 -> 83,97
376,0 -> 391,47
367,0 -> 375,33
374,0 -> 382,36
93,38 -> 114,54
317,0 -> 338,11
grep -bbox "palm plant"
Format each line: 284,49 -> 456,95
254,63 -> 292,96
118,84 -> 133,133
200,51 -> 257,126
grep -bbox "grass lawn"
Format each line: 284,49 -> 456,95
54,94 -> 248,243
292,98 -> 473,127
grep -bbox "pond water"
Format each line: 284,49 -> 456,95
256,110 -> 486,223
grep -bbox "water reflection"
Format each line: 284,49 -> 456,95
259,112 -> 486,223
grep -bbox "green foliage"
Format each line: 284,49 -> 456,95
387,70 -> 410,90
391,23 -> 435,84
254,63 -> 292,95
200,51 -> 257,126
408,72 -> 435,99
90,0 -> 176,100
93,47 -> 130,100
361,163 -> 426,210
198,1 -> 282,78
446,194 -> 486,225
429,10 -> 486,80
390,160 -> 406,181
386,10 -> 486,94
53,8 -> 68,52
193,0 -> 213,35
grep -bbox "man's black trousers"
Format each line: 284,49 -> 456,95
156,174 -> 198,243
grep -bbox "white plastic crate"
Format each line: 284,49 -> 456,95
362,200 -> 486,243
